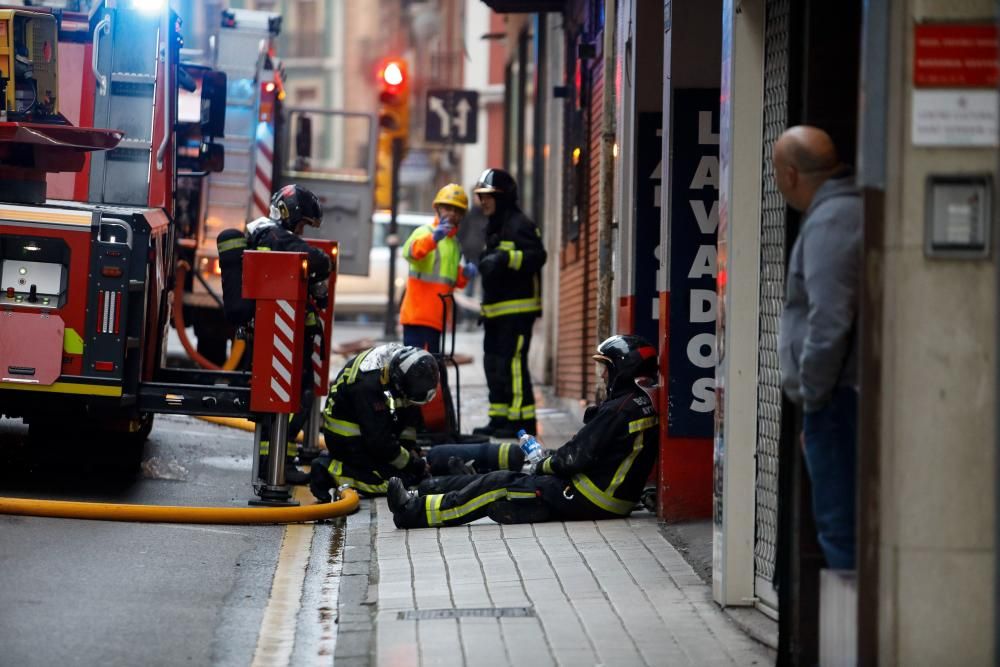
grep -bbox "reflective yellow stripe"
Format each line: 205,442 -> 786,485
606,434 -> 644,498
346,349 -> 371,384
425,494 -> 444,526
400,427 -> 417,443
63,328 -> 83,355
323,415 -> 362,437
498,442 -> 510,470
628,416 -> 658,433
327,459 -> 389,494
409,269 -> 455,286
439,489 -> 507,523
498,240 -> 516,250
488,403 -> 508,418
520,405 -> 536,420
507,491 -> 536,499
0,381 -> 122,397
509,335 -> 524,419
480,297 -> 542,318
390,447 -> 411,469
542,457 -> 554,475
259,440 -> 269,455
571,474 -> 634,515
508,249 -> 523,270
218,237 -> 247,252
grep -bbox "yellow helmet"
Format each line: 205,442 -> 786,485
432,184 -> 469,212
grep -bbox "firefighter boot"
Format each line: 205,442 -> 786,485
285,458 -> 309,485
309,456 -> 334,503
387,477 -> 422,528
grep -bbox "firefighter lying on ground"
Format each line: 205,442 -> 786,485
385,334 -> 660,528
217,184 -> 331,485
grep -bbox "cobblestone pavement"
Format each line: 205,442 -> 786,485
330,325 -> 774,665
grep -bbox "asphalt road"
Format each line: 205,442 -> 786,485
0,413 -> 344,667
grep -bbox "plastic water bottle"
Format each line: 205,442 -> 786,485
517,429 -> 544,466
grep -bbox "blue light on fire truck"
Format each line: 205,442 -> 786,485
130,0 -> 166,14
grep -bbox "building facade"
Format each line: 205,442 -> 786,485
488,0 -> 999,663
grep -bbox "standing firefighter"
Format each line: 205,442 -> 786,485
217,184 -> 331,484
309,344 -> 439,502
470,169 -> 547,438
385,335 -> 660,528
399,184 -> 477,353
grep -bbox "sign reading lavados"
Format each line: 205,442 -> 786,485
914,24 -> 998,88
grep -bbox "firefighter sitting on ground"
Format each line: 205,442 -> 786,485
385,335 -> 660,528
308,344 -> 440,502
399,183 -> 478,354
216,184 -> 331,485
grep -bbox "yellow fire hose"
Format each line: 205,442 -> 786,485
172,260 -> 246,371
0,488 -> 358,524
198,415 -> 307,444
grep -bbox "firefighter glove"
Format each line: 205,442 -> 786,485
432,220 -> 453,242
477,250 -> 506,277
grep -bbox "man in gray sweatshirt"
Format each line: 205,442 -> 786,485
775,126 -> 860,570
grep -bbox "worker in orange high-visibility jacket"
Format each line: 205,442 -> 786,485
399,184 -> 477,354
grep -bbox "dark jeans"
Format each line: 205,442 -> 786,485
802,386 -> 857,570
403,325 -> 441,354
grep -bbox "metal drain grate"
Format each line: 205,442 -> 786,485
397,607 -> 535,621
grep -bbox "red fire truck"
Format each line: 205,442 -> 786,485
0,2 -> 335,498
175,7 -> 376,364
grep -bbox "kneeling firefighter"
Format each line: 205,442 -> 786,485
309,344 -> 439,502
385,335 -> 660,528
217,184 -> 331,484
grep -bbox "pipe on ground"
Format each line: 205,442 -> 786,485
197,415 -> 309,445
0,488 -> 358,524
172,260 -> 245,371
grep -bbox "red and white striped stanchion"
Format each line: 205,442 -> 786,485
251,127 -> 273,220
243,250 -> 308,506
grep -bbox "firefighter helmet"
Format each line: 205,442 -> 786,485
389,347 -> 439,405
593,335 -> 658,393
269,184 -> 323,231
432,183 -> 469,212
473,168 -> 518,202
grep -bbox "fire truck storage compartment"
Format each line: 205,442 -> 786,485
0,234 -> 69,308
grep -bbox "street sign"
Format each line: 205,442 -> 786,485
425,89 -> 479,144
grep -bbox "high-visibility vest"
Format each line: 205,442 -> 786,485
399,223 -> 467,331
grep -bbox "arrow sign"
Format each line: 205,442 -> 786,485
428,96 -> 452,139
425,89 -> 479,144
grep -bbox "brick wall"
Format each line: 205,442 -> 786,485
555,57 -> 602,401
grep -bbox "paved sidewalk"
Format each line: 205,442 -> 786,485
329,326 -> 773,665
370,505 -> 773,666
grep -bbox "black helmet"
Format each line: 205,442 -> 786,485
473,168 -> 518,202
270,184 -> 322,231
593,335 -> 658,394
389,347 -> 439,405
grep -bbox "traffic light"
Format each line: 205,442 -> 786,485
377,58 -> 409,140
375,58 -> 409,209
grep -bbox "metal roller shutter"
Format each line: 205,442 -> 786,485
753,0 -> 791,616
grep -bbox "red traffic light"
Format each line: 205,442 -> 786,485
378,59 -> 407,93
382,61 -> 404,86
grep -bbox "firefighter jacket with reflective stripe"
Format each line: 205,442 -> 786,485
400,219 -> 470,331
246,218 -> 331,326
537,384 -> 659,515
479,206 -> 546,319
321,345 -> 422,478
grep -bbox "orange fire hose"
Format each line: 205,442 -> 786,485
172,260 -> 245,371
0,488 -> 358,524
